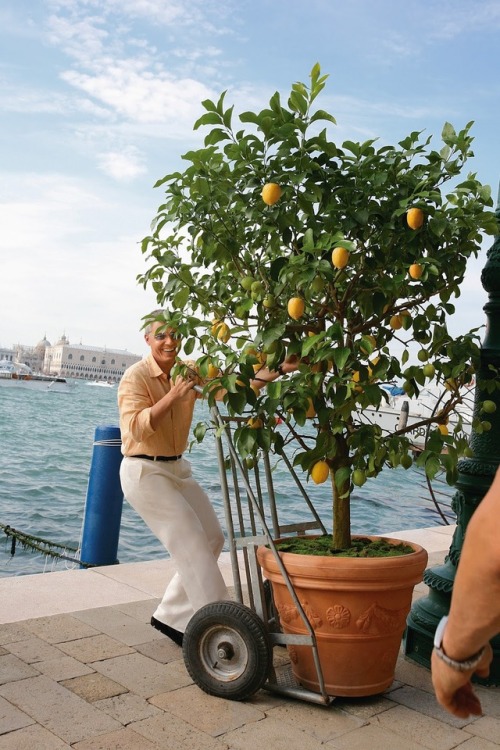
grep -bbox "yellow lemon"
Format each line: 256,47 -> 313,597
331,246 -> 349,269
215,322 -> 231,342
389,315 -> 403,330
438,424 -> 449,436
210,319 -> 221,335
305,399 -> 316,419
206,364 -> 219,378
407,207 -> 424,230
409,263 -> 423,280
261,182 -> 282,206
311,460 -> 330,485
247,416 -> 263,429
287,297 -> 305,320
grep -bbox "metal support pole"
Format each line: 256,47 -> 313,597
405,185 -> 500,683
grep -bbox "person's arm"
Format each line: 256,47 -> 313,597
250,355 -> 300,390
431,467 -> 500,717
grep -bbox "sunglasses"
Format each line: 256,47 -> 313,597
152,331 -> 180,341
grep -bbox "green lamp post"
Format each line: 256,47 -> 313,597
405,186 -> 500,682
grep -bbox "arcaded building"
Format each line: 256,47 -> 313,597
43,335 -> 142,382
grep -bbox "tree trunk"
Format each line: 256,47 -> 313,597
332,436 -> 351,550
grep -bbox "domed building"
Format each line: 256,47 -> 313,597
34,335 -> 51,372
15,335 -> 52,373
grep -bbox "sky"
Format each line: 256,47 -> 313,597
1,0 -> 499,359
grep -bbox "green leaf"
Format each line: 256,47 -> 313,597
193,422 -> 207,442
334,466 -> 350,493
332,347 -> 350,371
310,109 -> 337,125
193,112 -> 223,130
442,122 -> 457,146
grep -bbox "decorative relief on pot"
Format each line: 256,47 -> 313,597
277,602 -> 299,624
356,603 -> 407,634
326,604 -> 351,629
301,600 -> 323,629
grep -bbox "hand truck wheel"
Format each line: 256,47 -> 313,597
182,600 -> 272,701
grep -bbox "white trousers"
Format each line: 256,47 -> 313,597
120,456 -> 228,631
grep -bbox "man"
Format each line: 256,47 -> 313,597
118,311 -> 297,646
431,466 -> 500,717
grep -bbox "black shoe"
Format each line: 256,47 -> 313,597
150,616 -> 184,646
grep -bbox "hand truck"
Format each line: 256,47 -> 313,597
182,393 -> 334,705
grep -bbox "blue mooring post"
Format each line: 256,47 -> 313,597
80,425 -> 124,568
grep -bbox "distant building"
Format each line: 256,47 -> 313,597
13,335 -> 51,372
0,345 -> 15,363
43,334 -> 142,382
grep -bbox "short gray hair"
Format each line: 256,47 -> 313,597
144,309 -> 167,334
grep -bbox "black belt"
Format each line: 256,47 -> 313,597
130,454 -> 182,462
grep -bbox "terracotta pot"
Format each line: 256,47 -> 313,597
257,536 -> 428,697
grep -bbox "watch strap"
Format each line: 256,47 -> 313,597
433,616 -> 486,672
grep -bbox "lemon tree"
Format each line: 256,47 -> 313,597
139,64 -> 498,550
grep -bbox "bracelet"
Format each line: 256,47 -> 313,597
277,364 -> 284,376
433,616 -> 486,672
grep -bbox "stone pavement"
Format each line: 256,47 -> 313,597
1,525 -> 499,749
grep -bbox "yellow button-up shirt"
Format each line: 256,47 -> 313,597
118,354 -> 198,457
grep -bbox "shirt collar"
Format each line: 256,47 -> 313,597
146,353 -> 168,379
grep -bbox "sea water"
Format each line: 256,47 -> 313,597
0,381 -> 454,578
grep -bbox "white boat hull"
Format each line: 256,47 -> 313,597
0,375 -> 74,393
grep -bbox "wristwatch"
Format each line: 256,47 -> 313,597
433,615 -> 486,672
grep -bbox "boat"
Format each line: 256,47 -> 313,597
86,380 -> 115,388
357,384 -> 474,451
0,361 -> 73,393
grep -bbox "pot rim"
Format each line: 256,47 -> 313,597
256,534 -> 428,575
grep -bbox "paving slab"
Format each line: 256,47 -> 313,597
22,613 -> 100,643
4,635 -> 66,664
0,694 -> 35,735
56,633 -> 135,663
463,715 -> 500,744
61,671 -> 128,702
34,653 -> 94,681
151,683 -> 265,737
0,723 -> 72,749
93,692 -> 163,724
71,607 -> 163,646
92,651 -> 192,698
0,652 -> 39,685
71,727 -> 158,749
457,739 -> 500,750
0,674 -> 122,744
266,700 -> 366,742
373,703 -> 469,750
388,684 -> 474,728
222,715 -> 327,750
129,711 -> 229,750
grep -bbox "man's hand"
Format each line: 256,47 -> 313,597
170,375 -> 196,400
431,643 -> 492,718
280,355 -> 300,374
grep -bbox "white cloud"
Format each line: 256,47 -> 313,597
97,147 -> 147,181
61,65 -> 214,127
428,0 -> 500,40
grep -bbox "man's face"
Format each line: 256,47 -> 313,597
145,322 -> 181,371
